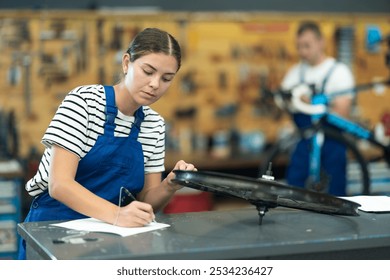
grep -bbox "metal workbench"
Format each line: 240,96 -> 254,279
17,206 -> 390,260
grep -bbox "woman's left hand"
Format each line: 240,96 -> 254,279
165,160 -> 197,191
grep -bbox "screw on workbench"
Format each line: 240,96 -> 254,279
256,205 -> 268,225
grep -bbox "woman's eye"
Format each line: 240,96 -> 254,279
143,69 -> 153,75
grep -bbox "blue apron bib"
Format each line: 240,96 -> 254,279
286,62 -> 347,196
18,86 -> 145,259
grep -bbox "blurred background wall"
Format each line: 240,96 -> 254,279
0,3 -> 389,160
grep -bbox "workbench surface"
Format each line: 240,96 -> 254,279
18,206 -> 390,260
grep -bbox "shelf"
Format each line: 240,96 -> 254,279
0,160 -> 22,259
0,221 -> 17,254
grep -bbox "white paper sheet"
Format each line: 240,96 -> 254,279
51,218 -> 170,237
341,195 -> 390,212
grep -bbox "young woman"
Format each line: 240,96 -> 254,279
18,28 -> 196,259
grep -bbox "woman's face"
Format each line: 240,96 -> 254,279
123,52 -> 178,106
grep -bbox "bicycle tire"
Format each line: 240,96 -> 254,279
259,126 -> 371,195
324,126 -> 371,195
172,170 -> 360,216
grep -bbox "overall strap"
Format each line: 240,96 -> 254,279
299,64 -> 305,84
103,85 -> 118,135
299,61 -> 338,94
320,61 -> 338,93
129,106 -> 145,139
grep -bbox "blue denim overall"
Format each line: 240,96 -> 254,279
286,63 -> 347,196
18,86 -> 145,259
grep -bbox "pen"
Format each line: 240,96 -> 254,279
121,187 -> 137,202
121,187 -> 157,223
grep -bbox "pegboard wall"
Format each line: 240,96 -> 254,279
0,10 -> 389,157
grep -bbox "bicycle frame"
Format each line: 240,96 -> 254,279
291,81 -> 390,192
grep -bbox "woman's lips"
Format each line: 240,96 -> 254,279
142,91 -> 155,98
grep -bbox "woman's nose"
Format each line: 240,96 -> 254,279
149,75 -> 159,89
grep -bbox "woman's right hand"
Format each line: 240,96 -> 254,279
114,201 -> 156,227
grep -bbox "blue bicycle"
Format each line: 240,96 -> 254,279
259,79 -> 390,195
260,29 -> 390,196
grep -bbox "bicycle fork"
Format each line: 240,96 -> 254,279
308,130 -> 325,191
308,94 -> 327,192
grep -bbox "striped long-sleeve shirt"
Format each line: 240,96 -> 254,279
26,84 -> 166,196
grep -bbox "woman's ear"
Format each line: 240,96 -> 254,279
122,53 -> 130,75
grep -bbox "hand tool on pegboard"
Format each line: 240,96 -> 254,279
22,54 -> 32,118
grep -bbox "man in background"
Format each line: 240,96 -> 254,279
280,21 -> 355,196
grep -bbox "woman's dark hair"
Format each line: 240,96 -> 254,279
126,28 -> 181,71
297,21 -> 322,39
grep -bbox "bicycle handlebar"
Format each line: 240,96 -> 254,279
274,79 -> 390,116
